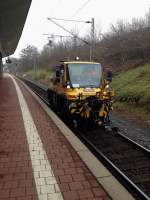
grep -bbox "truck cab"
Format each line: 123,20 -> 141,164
51,61 -> 104,100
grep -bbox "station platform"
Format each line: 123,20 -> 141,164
0,74 -> 135,200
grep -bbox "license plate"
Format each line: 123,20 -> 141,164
84,88 -> 93,92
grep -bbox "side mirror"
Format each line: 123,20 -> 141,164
50,78 -> 53,82
107,70 -> 112,82
56,70 -> 60,77
60,69 -> 64,76
6,58 -> 12,64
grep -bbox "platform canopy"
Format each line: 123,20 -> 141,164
0,0 -> 32,58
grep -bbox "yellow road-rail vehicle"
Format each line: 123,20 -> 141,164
48,60 -> 114,129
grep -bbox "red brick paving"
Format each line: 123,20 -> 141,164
0,74 -> 112,199
0,75 -> 38,199
18,78 -> 111,200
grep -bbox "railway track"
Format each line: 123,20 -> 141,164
75,126 -> 150,200
18,77 -> 150,200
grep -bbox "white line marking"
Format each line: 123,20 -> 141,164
12,76 -> 64,200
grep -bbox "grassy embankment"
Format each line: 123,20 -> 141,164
112,64 -> 150,122
24,69 -> 53,85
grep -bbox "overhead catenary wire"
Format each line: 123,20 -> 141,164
69,0 -> 92,19
47,0 -> 93,40
47,18 -> 89,45
67,0 -> 93,41
43,34 -> 73,38
60,0 -> 92,29
47,18 -> 91,23
46,0 -> 93,59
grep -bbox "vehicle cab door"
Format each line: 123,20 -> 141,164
53,65 -> 65,93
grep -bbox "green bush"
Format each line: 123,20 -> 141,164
24,69 -> 52,82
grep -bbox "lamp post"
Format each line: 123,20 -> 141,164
90,18 -> 94,61
47,17 -> 95,61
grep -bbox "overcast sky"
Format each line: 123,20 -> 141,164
14,0 -> 150,57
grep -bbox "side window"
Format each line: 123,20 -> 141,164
55,65 -> 64,84
54,66 -> 60,84
56,66 -> 60,78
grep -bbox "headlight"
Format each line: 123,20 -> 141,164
105,84 -> 109,89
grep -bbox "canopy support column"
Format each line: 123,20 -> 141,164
0,52 -> 3,78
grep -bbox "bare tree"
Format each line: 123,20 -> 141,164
19,45 -> 39,72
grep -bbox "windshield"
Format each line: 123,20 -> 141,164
67,63 -> 102,88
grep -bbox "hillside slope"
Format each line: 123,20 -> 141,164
112,64 -> 150,120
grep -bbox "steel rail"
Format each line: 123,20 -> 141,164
116,131 -> 150,154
